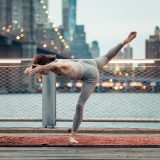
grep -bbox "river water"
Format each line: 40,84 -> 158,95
0,93 -> 160,128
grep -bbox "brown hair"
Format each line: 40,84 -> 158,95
32,54 -> 56,66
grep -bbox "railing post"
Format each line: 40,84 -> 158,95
42,72 -> 56,128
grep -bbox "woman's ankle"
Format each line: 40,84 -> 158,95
70,131 -> 76,137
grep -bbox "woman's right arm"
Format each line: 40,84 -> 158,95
28,62 -> 57,76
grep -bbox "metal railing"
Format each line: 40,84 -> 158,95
0,59 -> 42,126
0,59 -> 160,128
55,59 -> 160,127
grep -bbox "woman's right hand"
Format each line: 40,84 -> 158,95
24,67 -> 32,75
28,65 -> 43,76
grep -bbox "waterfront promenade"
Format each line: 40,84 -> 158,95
1,147 -> 160,160
1,127 -> 160,146
0,127 -> 160,159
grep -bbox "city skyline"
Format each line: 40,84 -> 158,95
49,0 -> 160,59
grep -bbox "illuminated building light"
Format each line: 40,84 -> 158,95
37,78 -> 42,83
125,73 -> 129,76
76,82 -> 83,88
2,27 -> 6,30
20,34 -> 24,37
6,28 -> 10,32
40,0 -> 44,4
150,82 -> 156,87
13,20 -> 18,24
67,82 -> 73,87
45,11 -> 49,14
48,15 -> 52,19
115,82 -> 121,87
61,39 -> 65,42
43,5 -> 46,9
52,24 -> 56,28
16,36 -> 20,40
114,86 -> 118,90
65,45 -> 69,49
59,35 -> 63,39
20,28 -> 24,32
8,25 -> 12,28
119,86 -> 123,89
109,59 -> 155,64
101,82 -> 114,87
129,82 -> 143,87
43,44 -> 47,48
54,28 -> 58,32
56,82 -> 60,88
142,85 -> 147,90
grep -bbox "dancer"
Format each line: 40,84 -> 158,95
24,32 -> 137,143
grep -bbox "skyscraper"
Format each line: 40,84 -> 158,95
90,41 -> 100,58
123,45 -> 133,59
70,25 -> 92,58
114,45 -> 133,59
34,0 -> 49,28
0,0 -> 24,32
146,26 -> 160,59
62,0 -> 76,47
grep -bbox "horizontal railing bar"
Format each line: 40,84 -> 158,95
1,118 -> 160,123
0,59 -> 160,64
0,119 -> 42,122
56,118 -> 160,123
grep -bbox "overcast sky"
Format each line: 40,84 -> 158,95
49,0 -> 160,59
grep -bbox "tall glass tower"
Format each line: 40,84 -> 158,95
62,0 -> 76,47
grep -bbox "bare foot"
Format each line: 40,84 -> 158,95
123,31 -> 137,45
69,136 -> 78,144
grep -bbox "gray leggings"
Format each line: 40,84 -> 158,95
72,43 -> 123,132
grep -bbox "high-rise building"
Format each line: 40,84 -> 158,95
146,26 -> 160,59
34,0 -> 50,28
70,25 -> 92,58
62,0 -> 76,47
123,45 -> 133,59
107,45 -> 133,71
90,41 -> 100,58
0,0 -> 64,58
0,0 -> 24,35
0,0 -> 12,29
114,45 -> 132,59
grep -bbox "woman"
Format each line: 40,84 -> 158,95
24,32 -> 137,143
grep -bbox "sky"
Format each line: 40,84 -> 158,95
49,0 -> 160,59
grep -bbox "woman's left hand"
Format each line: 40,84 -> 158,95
28,65 -> 43,76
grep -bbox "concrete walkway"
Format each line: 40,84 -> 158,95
0,147 -> 160,160
0,128 -> 160,147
